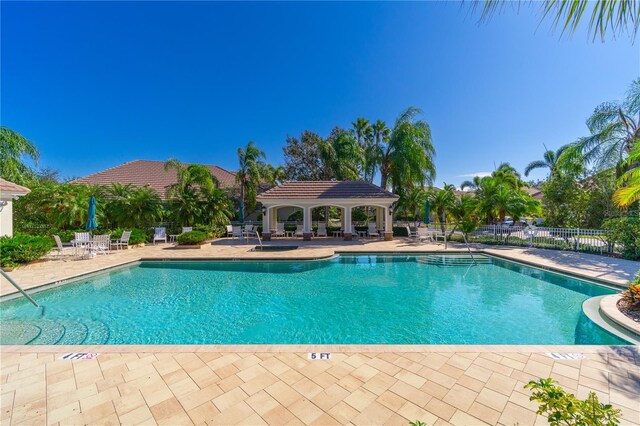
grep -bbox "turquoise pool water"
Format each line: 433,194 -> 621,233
0,254 -> 629,345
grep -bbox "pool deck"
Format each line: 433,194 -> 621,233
1,238 -> 639,425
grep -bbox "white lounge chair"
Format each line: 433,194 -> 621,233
428,227 -> 446,243
182,227 -> 193,233
153,227 -> 167,244
316,223 -> 327,237
416,227 -> 433,243
231,226 -> 243,239
111,231 -> 132,250
406,226 -> 417,240
273,222 -> 285,237
367,223 -> 380,239
226,225 -> 233,237
243,224 -> 256,239
295,224 -> 304,237
350,225 -> 360,239
53,235 -> 75,258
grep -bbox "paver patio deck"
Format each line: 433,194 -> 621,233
1,238 -> 639,425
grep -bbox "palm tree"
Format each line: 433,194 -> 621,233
399,186 -> 427,226
478,0 -> 640,41
428,184 -> 456,232
364,120 -> 390,183
524,145 -> 573,177
202,188 -> 233,227
492,162 -> 527,190
236,141 -> 267,222
0,127 -> 39,185
352,117 -> 371,150
105,183 -> 163,229
448,194 -> 480,245
613,143 -> 640,207
574,78 -> 640,174
380,107 -> 436,194
460,176 -> 482,191
266,164 -> 286,185
164,159 -> 216,199
320,128 -> 363,181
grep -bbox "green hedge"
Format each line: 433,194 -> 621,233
109,228 -> 147,245
603,217 -> 640,260
1,235 -> 54,268
177,231 -> 209,245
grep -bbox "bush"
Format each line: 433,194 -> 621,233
177,230 -> 209,245
393,226 -> 409,237
525,378 -> 620,426
603,217 -> 640,259
622,273 -> 640,308
0,235 -> 54,268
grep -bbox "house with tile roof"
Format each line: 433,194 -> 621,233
0,179 -> 31,237
72,160 -> 237,200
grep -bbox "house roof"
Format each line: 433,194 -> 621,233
72,160 -> 236,198
256,181 -> 399,200
0,179 -> 31,198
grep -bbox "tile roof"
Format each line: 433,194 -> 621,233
0,178 -> 30,195
256,181 -> 399,200
72,160 -> 236,199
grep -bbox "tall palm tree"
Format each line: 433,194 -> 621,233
351,117 -> 371,150
364,120 -> 390,183
0,127 -> 39,185
428,184 -> 456,232
164,158 -> 217,198
320,128 -> 363,181
492,162 -> 527,190
575,78 -> 640,174
479,0 -> 640,41
399,186 -> 427,226
236,141 -> 267,222
105,183 -> 163,229
524,145 -> 573,177
266,164 -> 286,185
613,143 -> 640,207
460,176 -> 482,191
380,107 -> 436,194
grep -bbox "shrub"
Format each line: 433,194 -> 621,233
177,230 -> 208,245
622,273 -> 640,308
393,226 -> 409,237
525,378 -> 621,426
603,217 -> 640,259
0,235 -> 54,268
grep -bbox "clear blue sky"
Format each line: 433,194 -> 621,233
2,1 -> 638,186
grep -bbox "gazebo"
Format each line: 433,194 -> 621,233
256,181 -> 399,241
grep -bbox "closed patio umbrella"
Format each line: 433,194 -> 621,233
424,200 -> 430,225
85,195 -> 98,232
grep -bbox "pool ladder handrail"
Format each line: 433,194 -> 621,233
0,269 -> 39,307
255,230 -> 263,248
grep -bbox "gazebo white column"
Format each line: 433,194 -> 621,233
262,205 -> 272,241
302,206 -> 312,240
384,206 -> 393,241
343,206 -> 353,241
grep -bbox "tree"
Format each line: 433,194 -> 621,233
0,127 -> 39,185
164,159 -> 216,199
574,78 -> 640,174
282,131 -> 326,181
266,164 -> 286,185
399,186 -> 427,226
381,107 -> 436,195
460,176 -> 482,191
201,188 -> 233,227
428,184 -> 456,232
319,127 -> 362,181
492,162 -> 527,190
524,145 -> 573,177
364,120 -> 390,183
614,143 -> 640,207
448,194 -> 480,244
104,183 -> 163,229
479,0 -> 640,42
236,141 -> 267,221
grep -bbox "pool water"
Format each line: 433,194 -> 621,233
0,254 -> 629,345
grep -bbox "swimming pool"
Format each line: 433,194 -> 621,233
0,254 -> 629,345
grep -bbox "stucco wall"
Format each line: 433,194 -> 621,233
0,200 -> 14,237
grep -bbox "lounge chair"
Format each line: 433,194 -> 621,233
111,231 -> 131,250
53,235 -> 75,257
153,227 -> 167,244
406,226 -> 417,240
295,224 -> 304,237
243,224 -> 256,239
367,223 -> 380,239
351,226 -> 360,239
231,226 -> 243,239
226,225 -> 233,237
416,227 -> 433,243
316,223 -> 327,237
428,227 -> 446,243
182,227 -> 193,233
273,222 -> 285,237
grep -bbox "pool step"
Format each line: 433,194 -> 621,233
416,255 -> 492,267
0,318 -> 111,345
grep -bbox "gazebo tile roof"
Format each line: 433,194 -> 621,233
0,179 -> 30,195
256,181 -> 399,200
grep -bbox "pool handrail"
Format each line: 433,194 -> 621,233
0,269 -> 39,307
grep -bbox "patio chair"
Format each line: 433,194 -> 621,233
231,226 -> 243,239
111,231 -> 131,250
406,226 -> 417,240
73,232 -> 91,253
429,227 -> 446,243
153,227 -> 167,244
243,224 -> 256,239
351,225 -> 360,239
53,235 -> 75,258
181,227 -> 193,233
226,225 -> 233,237
416,227 -> 433,243
316,223 -> 328,237
367,223 -> 380,239
92,234 -> 111,255
295,224 -> 304,237
273,222 -> 285,237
